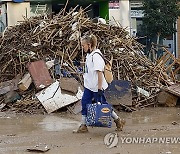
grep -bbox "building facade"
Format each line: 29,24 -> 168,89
0,0 -> 109,29
109,0 -> 179,58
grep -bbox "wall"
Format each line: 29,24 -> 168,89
109,0 -> 131,29
119,0 -> 130,32
109,9 -> 120,25
0,4 -> 7,32
7,2 -> 30,26
177,17 -> 180,58
131,17 -> 137,36
99,1 -> 109,20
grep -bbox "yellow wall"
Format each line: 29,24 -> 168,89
7,2 -> 30,26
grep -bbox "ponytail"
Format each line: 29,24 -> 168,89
82,34 -> 97,49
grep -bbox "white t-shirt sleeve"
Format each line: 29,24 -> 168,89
93,53 -> 104,71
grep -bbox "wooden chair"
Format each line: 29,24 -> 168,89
157,47 -> 180,82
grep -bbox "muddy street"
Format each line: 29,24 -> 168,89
0,107 -> 179,154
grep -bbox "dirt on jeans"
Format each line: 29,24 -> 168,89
0,107 -> 180,154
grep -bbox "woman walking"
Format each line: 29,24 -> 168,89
75,34 -> 125,133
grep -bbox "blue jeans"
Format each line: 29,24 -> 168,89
81,88 -> 107,116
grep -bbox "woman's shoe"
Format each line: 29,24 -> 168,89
114,118 -> 126,131
73,124 -> 88,133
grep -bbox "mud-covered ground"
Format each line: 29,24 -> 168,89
0,107 -> 180,154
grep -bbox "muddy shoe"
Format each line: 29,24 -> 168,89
73,124 -> 88,133
114,118 -> 126,131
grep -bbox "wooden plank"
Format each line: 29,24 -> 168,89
0,103 -> 6,110
18,73 -> 32,91
157,91 -> 178,107
4,91 -> 21,103
60,77 -> 79,94
161,84 -> 180,97
67,100 -> 82,114
27,144 -> 50,153
0,75 -> 21,95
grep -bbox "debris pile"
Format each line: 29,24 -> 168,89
0,8 -> 179,114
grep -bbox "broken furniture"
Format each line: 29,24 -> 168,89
60,77 -> 80,94
36,81 -> 83,114
105,80 -> 132,106
157,91 -> 178,107
0,76 -> 21,95
28,60 -> 53,90
156,47 -> 180,82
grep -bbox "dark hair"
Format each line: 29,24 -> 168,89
82,34 -> 97,49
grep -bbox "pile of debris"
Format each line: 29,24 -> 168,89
0,8 -> 179,114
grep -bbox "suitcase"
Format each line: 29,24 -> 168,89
86,102 -> 112,128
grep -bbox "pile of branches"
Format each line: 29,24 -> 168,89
0,7 -> 173,109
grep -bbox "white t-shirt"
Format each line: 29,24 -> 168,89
83,49 -> 108,92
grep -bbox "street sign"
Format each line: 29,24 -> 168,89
131,10 -> 144,18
